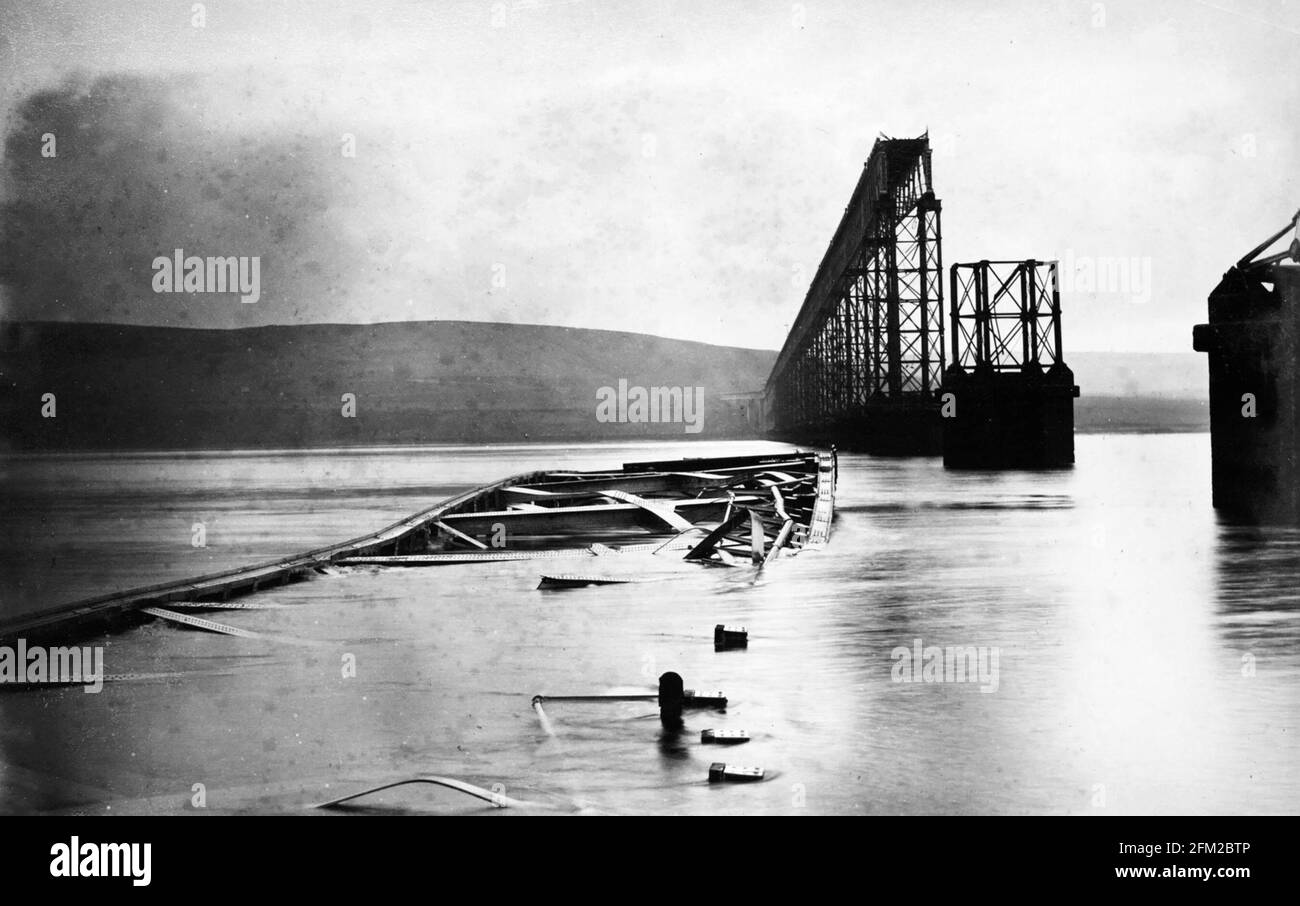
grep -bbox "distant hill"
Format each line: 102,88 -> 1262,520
1070,351 -> 1208,433
0,322 -> 1209,452
0,320 -> 776,451
1069,351 -> 1205,399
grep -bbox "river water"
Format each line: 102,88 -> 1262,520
1,435 -> 1297,815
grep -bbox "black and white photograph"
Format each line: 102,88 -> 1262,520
0,0 -> 1295,877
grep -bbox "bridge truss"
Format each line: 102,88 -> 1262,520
766,135 -> 944,441
949,259 -> 1063,372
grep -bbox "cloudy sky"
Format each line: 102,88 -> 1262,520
0,0 -> 1297,352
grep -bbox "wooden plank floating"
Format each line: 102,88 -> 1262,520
709,763 -> 765,783
682,689 -> 728,709
701,729 -> 751,745
531,693 -> 659,704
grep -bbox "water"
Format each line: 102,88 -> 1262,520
1,435 -> 1297,815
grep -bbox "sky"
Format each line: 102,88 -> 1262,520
0,0 -> 1297,352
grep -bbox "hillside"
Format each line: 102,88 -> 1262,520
1069,351 -> 1204,399
1070,351 -> 1208,433
0,321 -> 775,451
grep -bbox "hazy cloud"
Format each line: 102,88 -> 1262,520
0,0 -> 1296,351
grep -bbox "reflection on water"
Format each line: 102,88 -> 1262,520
1214,527 -> 1300,656
0,435 -> 1297,814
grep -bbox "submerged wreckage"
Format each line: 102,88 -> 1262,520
0,450 -> 837,645
340,450 -> 836,580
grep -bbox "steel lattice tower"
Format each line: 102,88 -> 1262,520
766,134 -> 943,452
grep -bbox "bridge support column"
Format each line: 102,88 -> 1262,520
1193,264 -> 1300,522
940,364 -> 1078,468
941,260 -> 1079,469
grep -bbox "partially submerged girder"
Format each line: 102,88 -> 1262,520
440,496 -> 751,536
766,134 -> 944,452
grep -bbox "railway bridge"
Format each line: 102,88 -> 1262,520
763,133 -> 1077,466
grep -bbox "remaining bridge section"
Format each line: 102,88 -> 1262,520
948,260 -> 1064,374
765,132 -> 1080,466
940,260 -> 1079,468
765,134 -> 944,454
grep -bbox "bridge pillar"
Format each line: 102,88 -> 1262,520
837,403 -> 942,455
941,260 -> 1079,469
1193,263 -> 1300,522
